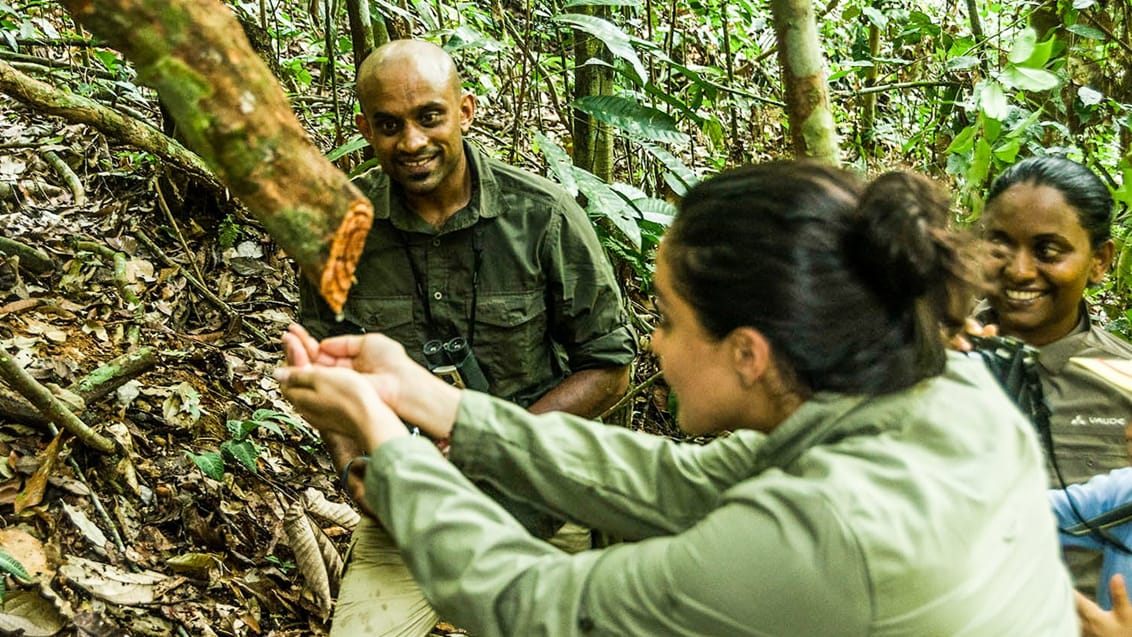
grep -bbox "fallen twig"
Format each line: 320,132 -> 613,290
0,347 -> 157,427
0,350 -> 116,453
42,150 -> 86,207
0,235 -> 54,275
75,240 -> 143,314
0,60 -> 220,190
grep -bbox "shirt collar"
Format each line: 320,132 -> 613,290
371,142 -> 502,234
1037,302 -> 1093,374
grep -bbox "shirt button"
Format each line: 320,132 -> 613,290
433,291 -> 443,300
432,238 -> 441,247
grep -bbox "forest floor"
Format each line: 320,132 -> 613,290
0,84 -> 671,634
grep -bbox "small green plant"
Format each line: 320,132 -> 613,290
187,410 -> 314,480
218,214 -> 241,249
0,548 -> 31,601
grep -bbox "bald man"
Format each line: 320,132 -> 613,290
298,40 -> 637,636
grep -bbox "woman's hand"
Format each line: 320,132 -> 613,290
280,324 -> 462,440
278,365 -> 409,454
948,318 -> 1000,352
1077,575 -> 1132,637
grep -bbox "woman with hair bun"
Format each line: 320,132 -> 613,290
277,161 -> 1075,636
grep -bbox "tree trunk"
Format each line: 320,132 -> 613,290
571,5 -> 615,181
345,0 -> 377,74
859,8 -> 880,158
769,0 -> 840,164
57,0 -> 373,314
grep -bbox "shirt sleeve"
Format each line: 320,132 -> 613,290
541,192 -> 637,371
1050,468 -> 1132,550
450,390 -> 765,537
363,430 -> 870,637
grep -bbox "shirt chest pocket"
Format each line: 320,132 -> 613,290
343,296 -> 414,333
473,290 -> 552,393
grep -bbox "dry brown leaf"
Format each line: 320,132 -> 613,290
308,516 -> 342,593
14,432 -> 63,513
0,527 -> 50,580
301,487 -> 359,530
282,501 -> 331,620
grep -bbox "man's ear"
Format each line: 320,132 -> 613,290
459,93 -> 476,133
356,112 -> 374,145
1091,239 -> 1116,285
729,327 -> 771,387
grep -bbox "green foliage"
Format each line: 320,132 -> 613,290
0,548 -> 30,601
218,214 -> 240,249
571,95 -> 689,144
188,410 -> 314,480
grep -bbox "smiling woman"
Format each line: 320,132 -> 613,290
977,155 -> 1132,599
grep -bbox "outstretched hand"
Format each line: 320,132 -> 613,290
278,365 -> 408,454
278,324 -> 462,441
281,324 -> 422,417
1078,575 -> 1132,637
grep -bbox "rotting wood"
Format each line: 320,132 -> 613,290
54,0 -> 373,314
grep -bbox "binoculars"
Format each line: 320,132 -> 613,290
423,337 -> 489,392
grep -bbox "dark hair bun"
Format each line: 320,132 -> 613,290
844,172 -> 951,302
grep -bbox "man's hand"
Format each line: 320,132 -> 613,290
1078,574 -> 1132,637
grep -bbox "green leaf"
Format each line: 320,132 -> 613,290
227,419 -> 259,442
1021,36 -> 1056,69
1007,28 -> 1037,65
186,451 -> 225,481
945,124 -> 977,155
946,56 -> 981,71
979,82 -> 1009,121
992,140 -> 1021,163
221,440 -> 260,473
862,6 -> 887,28
552,14 -> 647,84
563,0 -> 641,6
632,197 -> 678,227
326,135 -> 369,161
640,142 -> 699,196
571,95 -> 689,144
532,132 -> 579,197
1078,86 -> 1103,106
0,548 -> 30,582
572,168 -> 642,250
969,138 -> 993,186
1066,24 -> 1105,40
1001,66 -> 1060,92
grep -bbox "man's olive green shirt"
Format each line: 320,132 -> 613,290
300,143 -> 636,409
363,353 -> 1076,636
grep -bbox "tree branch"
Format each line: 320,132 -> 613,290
0,60 -> 220,189
0,350 -> 116,453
